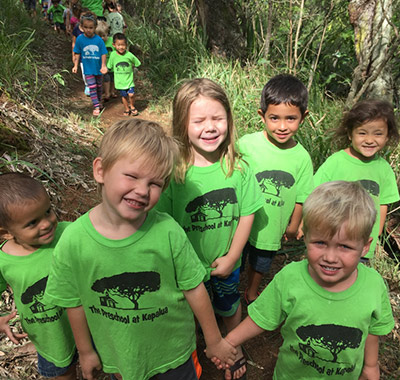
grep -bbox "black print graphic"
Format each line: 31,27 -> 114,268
115,61 -> 130,71
185,188 -> 237,220
296,324 -> 362,363
359,180 -> 379,197
256,170 -> 295,197
91,272 -> 160,310
21,277 -> 56,314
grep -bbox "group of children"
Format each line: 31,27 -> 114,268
0,73 -> 397,380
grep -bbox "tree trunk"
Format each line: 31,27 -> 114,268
347,0 -> 394,105
194,0 -> 247,59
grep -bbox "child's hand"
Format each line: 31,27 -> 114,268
210,256 -> 235,279
72,66 -> 78,74
79,350 -> 102,380
0,311 -> 28,344
205,337 -> 236,367
210,355 -> 230,370
100,66 -> 108,75
359,364 -> 380,380
284,225 -> 298,241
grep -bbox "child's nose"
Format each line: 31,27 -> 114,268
135,181 -> 149,196
323,247 -> 338,262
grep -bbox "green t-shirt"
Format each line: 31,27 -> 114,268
0,222 -> 75,367
44,210 -> 205,380
239,132 -> 314,250
107,50 -> 141,90
156,160 -> 264,280
106,11 -> 124,36
314,150 -> 399,258
48,4 -> 66,24
105,36 -> 114,69
81,0 -> 103,17
249,260 -> 394,379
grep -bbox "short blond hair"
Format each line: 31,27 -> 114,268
96,20 -> 109,38
97,119 -> 179,189
303,181 -> 376,243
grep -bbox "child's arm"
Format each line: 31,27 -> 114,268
284,203 -> 303,240
379,205 -> 388,235
359,334 -> 380,380
72,53 -> 80,73
100,54 -> 108,74
183,283 -> 236,366
67,306 -> 101,380
0,311 -> 28,344
210,214 -> 254,278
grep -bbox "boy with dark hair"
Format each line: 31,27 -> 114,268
44,119 -> 236,380
107,33 -> 141,116
0,173 -> 76,380
215,181 -> 394,379
48,0 -> 66,33
239,73 -> 314,304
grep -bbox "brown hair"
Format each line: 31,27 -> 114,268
335,99 -> 399,149
172,78 -> 239,183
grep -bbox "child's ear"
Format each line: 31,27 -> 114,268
361,237 -> 373,257
301,110 -> 309,122
0,227 -> 13,241
258,109 -> 266,123
93,157 -> 105,184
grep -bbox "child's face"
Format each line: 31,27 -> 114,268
305,225 -> 371,292
93,155 -> 165,229
82,19 -> 96,38
3,192 -> 57,251
259,103 -> 304,149
348,119 -> 388,161
187,95 -> 228,166
113,39 -> 127,55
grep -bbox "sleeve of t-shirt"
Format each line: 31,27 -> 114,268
73,35 -> 82,54
0,271 -> 7,294
380,161 -> 399,205
44,231 -> 82,308
131,54 -> 141,68
99,38 -> 108,56
238,161 -> 264,216
368,275 -> 395,335
155,184 -> 173,216
313,158 -> 332,188
295,150 -> 314,203
248,268 -> 287,331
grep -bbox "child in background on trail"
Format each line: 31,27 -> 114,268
23,0 -> 37,17
314,99 -> 400,261
96,20 -> 116,101
107,33 -> 141,116
213,181 -> 395,380
239,74 -> 314,306
40,0 -> 50,19
72,12 -> 107,116
64,0 -> 79,35
81,0 -> 104,19
48,0 -> 66,34
44,119 -> 237,380
156,78 -> 264,380
0,173 -> 76,380
105,1 -> 124,37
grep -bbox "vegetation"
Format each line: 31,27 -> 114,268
0,0 -> 399,378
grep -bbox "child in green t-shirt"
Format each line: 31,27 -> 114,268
214,181 -> 394,379
48,0 -> 66,34
44,119 -> 237,380
239,74 -> 313,305
0,173 -> 76,380
107,33 -> 141,116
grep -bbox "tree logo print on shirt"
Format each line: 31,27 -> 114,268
359,179 -> 380,196
185,188 -> 238,222
21,276 -> 57,314
256,170 -> 295,197
115,61 -> 130,71
91,271 -> 161,310
296,324 -> 362,364
83,45 -> 99,55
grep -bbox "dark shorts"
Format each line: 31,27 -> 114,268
119,87 -> 135,97
204,267 -> 240,317
109,355 -> 199,380
37,350 -> 78,378
103,72 -> 114,82
24,0 -> 36,10
243,242 -> 276,273
55,22 -> 66,30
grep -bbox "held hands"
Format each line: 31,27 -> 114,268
358,364 -> 380,380
0,311 -> 28,344
79,350 -> 102,380
210,255 -> 235,279
205,337 -> 237,369
284,225 -> 300,241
